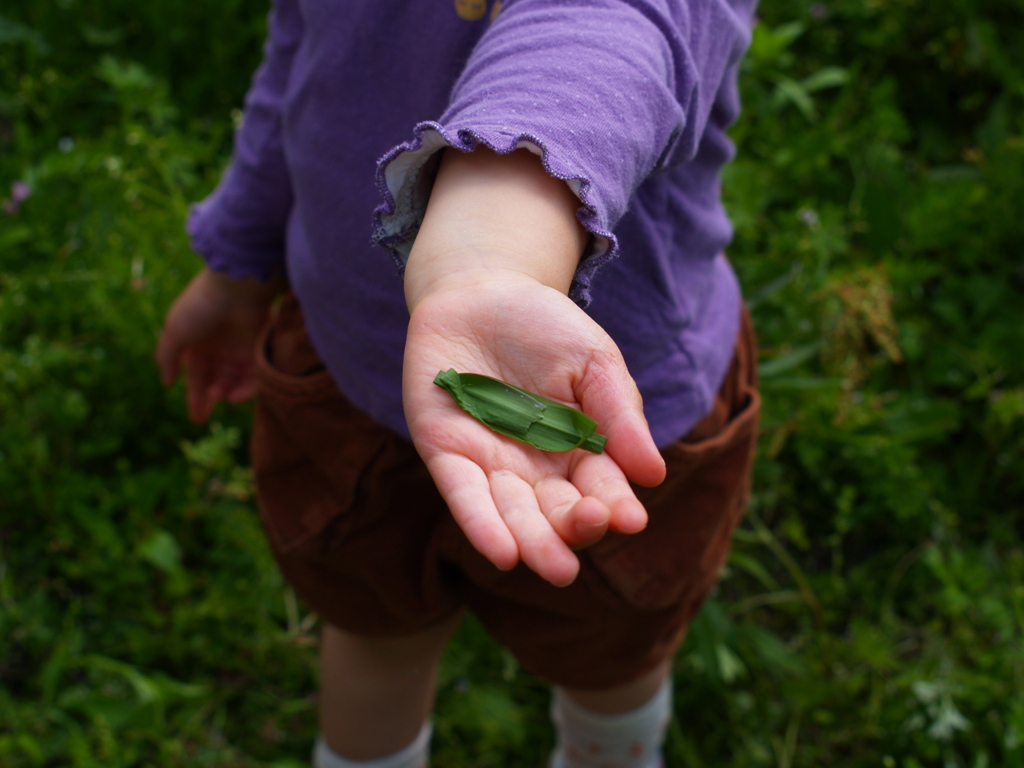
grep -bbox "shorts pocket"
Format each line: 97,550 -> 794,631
586,385 -> 759,610
251,300 -> 390,553
585,312 -> 760,611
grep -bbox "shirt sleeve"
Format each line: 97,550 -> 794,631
373,0 -> 755,305
186,0 -> 303,280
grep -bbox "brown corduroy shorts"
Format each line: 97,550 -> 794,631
251,293 -> 759,690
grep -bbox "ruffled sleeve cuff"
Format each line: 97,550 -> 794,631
372,121 -> 618,307
186,183 -> 288,282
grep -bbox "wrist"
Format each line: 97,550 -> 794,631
201,267 -> 285,304
405,255 -> 551,313
404,146 -> 588,313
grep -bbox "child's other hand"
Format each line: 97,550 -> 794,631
403,274 -> 666,587
156,268 -> 282,423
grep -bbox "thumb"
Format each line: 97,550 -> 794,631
577,355 -> 665,488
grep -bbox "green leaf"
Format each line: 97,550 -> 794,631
772,74 -> 817,121
801,66 -> 849,93
137,528 -> 182,574
433,369 -> 607,453
728,550 -> 781,591
758,343 -> 821,379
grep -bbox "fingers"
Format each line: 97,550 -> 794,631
185,354 -> 215,424
167,343 -> 258,423
226,377 -> 259,405
490,472 -> 580,586
534,476 -> 610,550
425,453 -> 520,572
576,355 -> 666,489
606,418 -> 666,489
426,450 -> 588,586
414,394 -> 648,583
154,326 -> 181,387
211,360 -> 258,405
155,267 -> 271,418
570,453 -> 648,534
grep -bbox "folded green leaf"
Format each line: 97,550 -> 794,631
433,369 -> 607,454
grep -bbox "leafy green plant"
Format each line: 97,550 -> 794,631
1,0 -> 1022,765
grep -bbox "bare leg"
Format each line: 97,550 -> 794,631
318,615 -> 461,761
561,660 -> 671,714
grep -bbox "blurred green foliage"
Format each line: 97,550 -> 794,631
1,0 -> 1022,766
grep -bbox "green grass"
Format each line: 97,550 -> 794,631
1,0 -> 1023,765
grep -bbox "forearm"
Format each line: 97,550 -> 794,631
398,150 -> 664,585
404,147 -> 589,312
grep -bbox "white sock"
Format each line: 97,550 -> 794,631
312,722 -> 431,768
549,679 -> 672,768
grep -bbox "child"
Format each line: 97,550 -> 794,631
156,1 -> 760,766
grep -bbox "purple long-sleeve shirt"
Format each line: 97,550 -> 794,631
188,0 -> 757,447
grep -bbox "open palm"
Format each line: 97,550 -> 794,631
403,277 -> 665,586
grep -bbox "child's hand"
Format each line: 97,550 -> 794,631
402,146 -> 664,586
156,268 -> 282,423
404,274 -> 666,587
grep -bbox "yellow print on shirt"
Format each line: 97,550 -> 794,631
454,0 -> 487,20
454,0 -> 502,22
